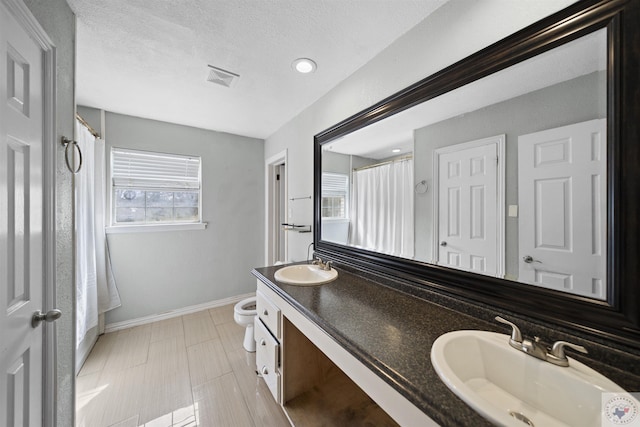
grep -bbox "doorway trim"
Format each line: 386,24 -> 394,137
2,0 -> 57,424
265,150 -> 288,265
432,135 -> 505,277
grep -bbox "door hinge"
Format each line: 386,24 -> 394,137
276,174 -> 280,180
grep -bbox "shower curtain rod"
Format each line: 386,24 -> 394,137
353,154 -> 413,172
76,113 -> 100,139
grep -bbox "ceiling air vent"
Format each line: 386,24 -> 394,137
206,65 -> 239,88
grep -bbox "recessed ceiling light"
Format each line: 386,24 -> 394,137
292,58 -> 317,74
392,148 -> 401,153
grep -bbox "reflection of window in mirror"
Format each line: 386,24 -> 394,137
321,172 -> 350,245
321,172 -> 348,219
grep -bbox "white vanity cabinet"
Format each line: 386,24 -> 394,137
254,279 -> 438,427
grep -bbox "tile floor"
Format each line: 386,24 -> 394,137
76,303 -> 291,427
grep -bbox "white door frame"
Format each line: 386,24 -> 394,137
1,0 -> 57,424
265,150 -> 288,265
432,135 -> 506,277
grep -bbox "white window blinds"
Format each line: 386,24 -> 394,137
112,148 -> 201,189
322,173 -> 349,198
321,172 -> 349,219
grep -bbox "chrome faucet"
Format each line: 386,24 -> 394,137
495,316 -> 587,367
312,257 -> 333,271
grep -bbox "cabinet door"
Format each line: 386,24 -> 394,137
255,317 -> 281,402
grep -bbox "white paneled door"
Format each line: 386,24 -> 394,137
518,119 -> 607,299
1,0 -> 56,425
436,136 -> 503,277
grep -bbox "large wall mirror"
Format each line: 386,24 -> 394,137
314,0 -> 640,349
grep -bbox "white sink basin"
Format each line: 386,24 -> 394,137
431,330 -> 636,427
274,264 -> 338,286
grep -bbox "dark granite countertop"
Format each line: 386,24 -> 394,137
252,263 -> 640,427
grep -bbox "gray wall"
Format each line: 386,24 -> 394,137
414,71 -> 606,277
77,106 -> 100,133
322,152 -> 377,173
264,0 -> 579,263
79,108 -> 264,325
322,151 -> 350,174
23,0 -> 76,424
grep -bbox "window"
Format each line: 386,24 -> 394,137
111,148 -> 202,226
321,172 -> 349,219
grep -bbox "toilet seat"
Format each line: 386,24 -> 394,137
234,297 -> 257,316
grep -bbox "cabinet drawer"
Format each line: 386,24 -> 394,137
255,317 -> 281,402
257,290 -> 281,339
255,317 -> 279,370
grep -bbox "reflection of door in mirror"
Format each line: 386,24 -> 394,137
518,119 -> 606,300
434,135 -> 505,277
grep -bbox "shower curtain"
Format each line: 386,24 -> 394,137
349,159 -> 414,258
75,120 -> 121,347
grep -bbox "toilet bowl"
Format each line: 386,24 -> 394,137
234,296 -> 257,352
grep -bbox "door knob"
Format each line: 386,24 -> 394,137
522,255 -> 541,264
32,309 -> 62,328
440,241 -> 447,247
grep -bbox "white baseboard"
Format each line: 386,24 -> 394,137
104,292 -> 255,334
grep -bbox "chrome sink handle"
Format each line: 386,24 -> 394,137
312,257 -> 333,271
495,316 -> 547,361
495,316 -> 588,367
547,341 -> 588,367
495,316 -> 523,345
312,256 -> 325,268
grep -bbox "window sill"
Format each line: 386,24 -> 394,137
106,222 -> 208,234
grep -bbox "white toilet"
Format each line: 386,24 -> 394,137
234,296 -> 257,352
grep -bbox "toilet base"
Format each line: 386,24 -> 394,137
243,323 -> 256,352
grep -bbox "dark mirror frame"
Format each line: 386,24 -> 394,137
314,0 -> 640,350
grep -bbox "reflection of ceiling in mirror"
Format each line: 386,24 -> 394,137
323,28 -> 606,160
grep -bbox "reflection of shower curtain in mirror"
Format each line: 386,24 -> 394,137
349,159 -> 414,258
75,120 -> 121,348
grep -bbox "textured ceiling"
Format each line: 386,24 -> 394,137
67,0 -> 447,139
